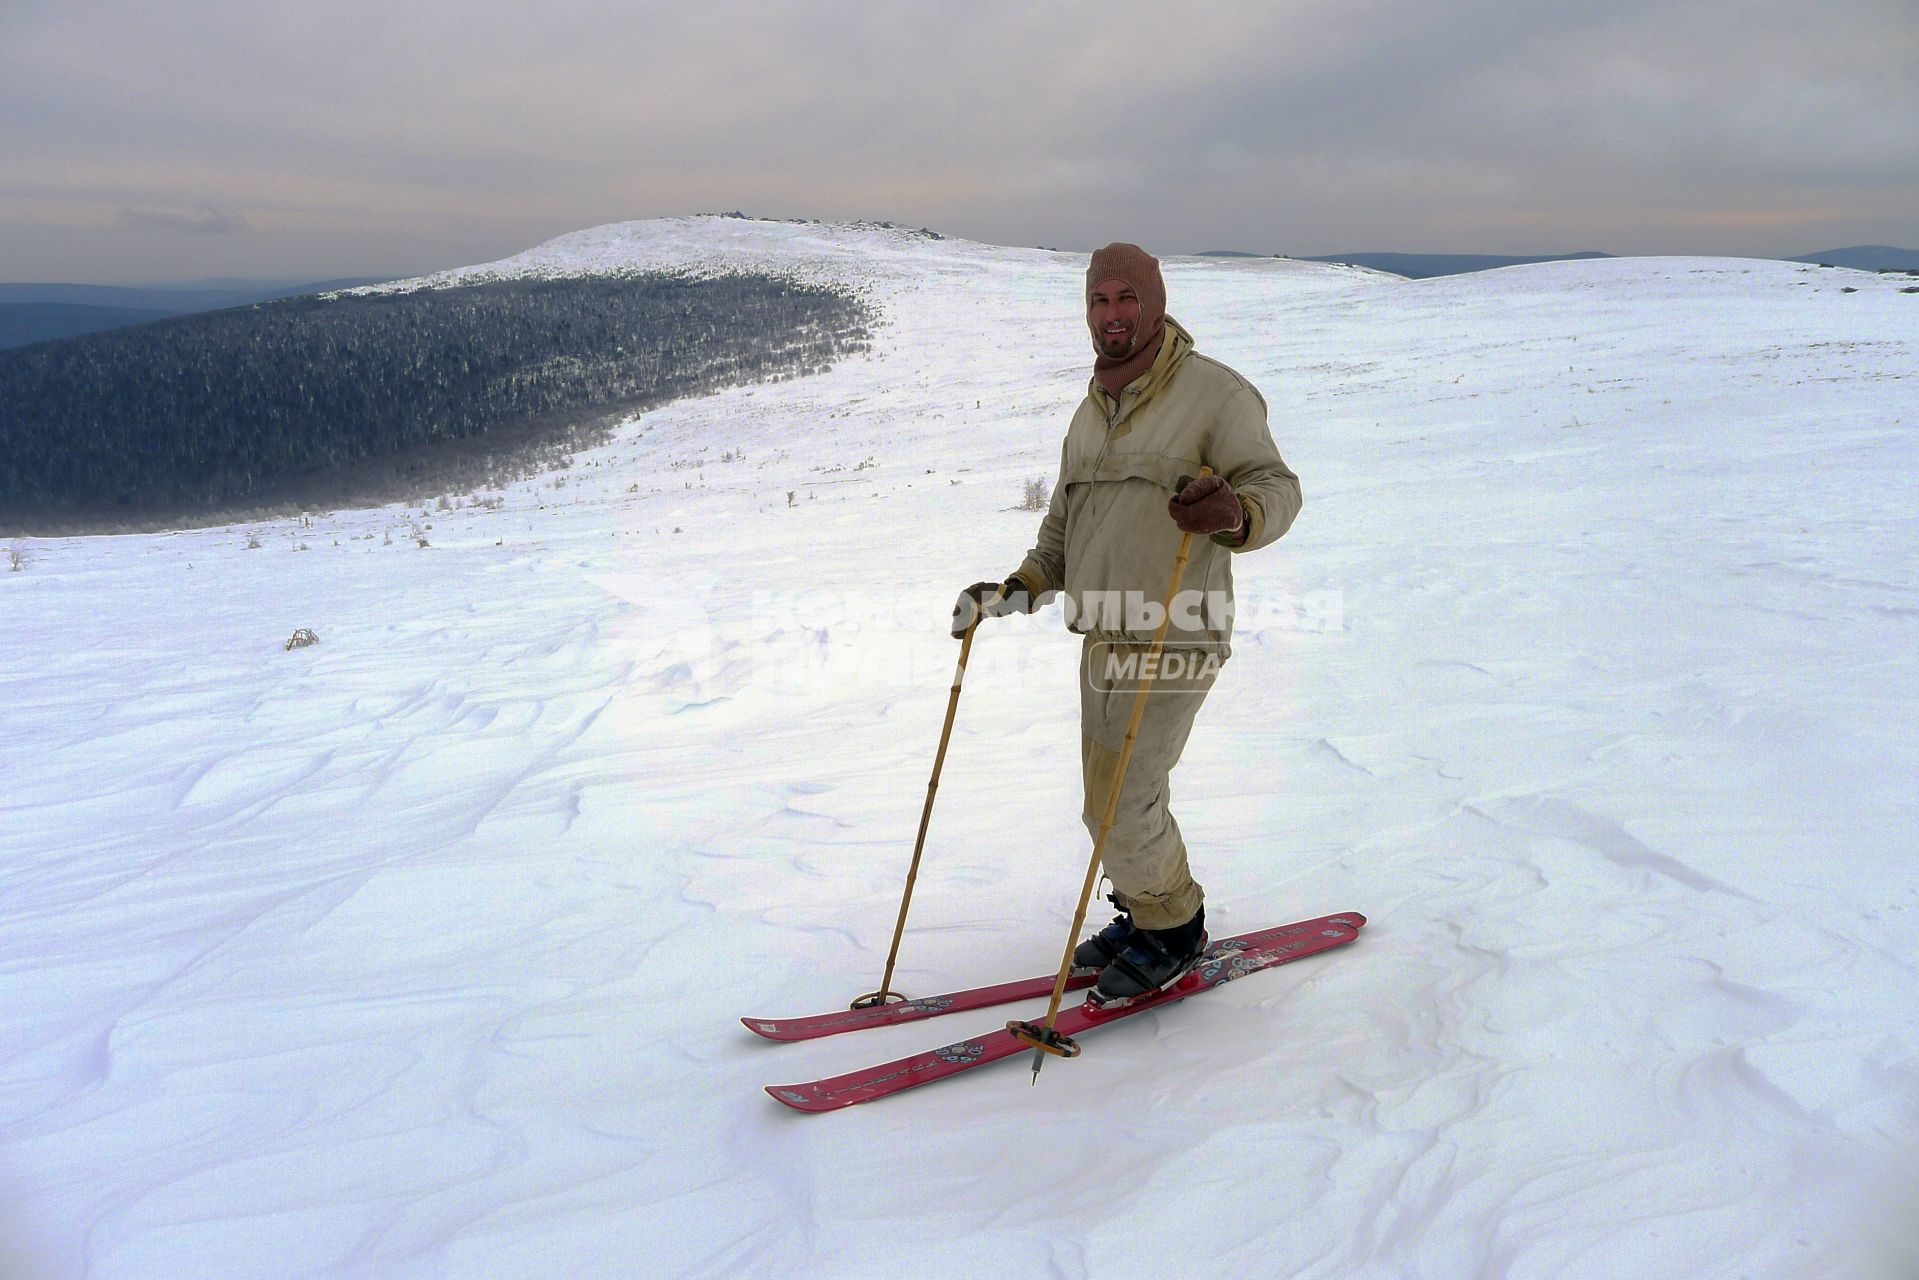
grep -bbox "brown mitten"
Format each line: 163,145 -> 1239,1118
1168,473 -> 1244,536
950,576 -> 1036,637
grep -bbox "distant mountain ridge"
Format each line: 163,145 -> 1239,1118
1193,250 -> 1616,276
0,302 -> 183,349
1787,246 -> 1919,272
1198,245 -> 1919,279
1299,251 -> 1614,278
0,278 -> 399,310
0,277 -> 400,350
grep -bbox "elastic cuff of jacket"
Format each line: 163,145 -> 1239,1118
1010,560 -> 1052,595
1211,497 -> 1262,550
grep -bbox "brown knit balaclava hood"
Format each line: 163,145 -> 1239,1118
1086,242 -> 1167,395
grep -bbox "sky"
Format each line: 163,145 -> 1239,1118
2,0 -> 1916,284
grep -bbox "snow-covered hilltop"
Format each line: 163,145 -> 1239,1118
3,218 -> 1915,1279
347,215 -> 1035,307
354,213 -> 1382,300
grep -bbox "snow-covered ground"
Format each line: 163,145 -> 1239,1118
3,217 -> 1916,1279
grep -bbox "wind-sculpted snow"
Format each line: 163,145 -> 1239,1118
2,217 -> 1916,1278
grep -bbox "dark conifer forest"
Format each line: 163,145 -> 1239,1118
0,273 -> 872,531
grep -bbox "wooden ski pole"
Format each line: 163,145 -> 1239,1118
851,585 -> 1003,1009
1010,468 -> 1212,1080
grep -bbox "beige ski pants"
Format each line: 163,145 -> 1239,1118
1078,636 -> 1221,931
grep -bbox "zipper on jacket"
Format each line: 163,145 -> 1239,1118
1075,384 -> 1151,611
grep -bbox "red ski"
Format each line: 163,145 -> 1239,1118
764,912 -> 1365,1113
742,913 -> 1360,1043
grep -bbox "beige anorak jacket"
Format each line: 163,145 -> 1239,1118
1011,317 -> 1300,652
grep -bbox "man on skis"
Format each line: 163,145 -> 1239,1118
953,242 -> 1302,1008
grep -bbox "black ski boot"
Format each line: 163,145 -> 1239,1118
1090,906 -> 1207,1008
1071,896 -> 1138,976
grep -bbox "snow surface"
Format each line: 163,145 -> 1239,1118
4,217 -> 1918,1279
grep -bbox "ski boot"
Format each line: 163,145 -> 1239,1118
1089,906 -> 1207,1009
1070,895 -> 1138,976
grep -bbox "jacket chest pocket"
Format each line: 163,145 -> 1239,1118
1082,450 -> 1202,493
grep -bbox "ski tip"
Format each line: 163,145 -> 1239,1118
1328,910 -> 1368,931
765,1084 -> 837,1114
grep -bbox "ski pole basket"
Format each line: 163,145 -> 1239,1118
849,989 -> 907,1010
1007,1019 -> 1081,1059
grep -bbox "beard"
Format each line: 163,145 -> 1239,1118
1095,327 -> 1135,358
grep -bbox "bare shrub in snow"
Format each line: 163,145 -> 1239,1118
1020,476 -> 1051,511
6,547 -> 25,571
284,628 -> 319,651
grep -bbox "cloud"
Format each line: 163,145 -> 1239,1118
2,0 -> 1915,278
117,206 -> 249,235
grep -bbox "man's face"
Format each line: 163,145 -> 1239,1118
1089,279 -> 1143,359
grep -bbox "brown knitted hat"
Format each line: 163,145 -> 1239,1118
1086,242 -> 1167,393
1085,242 -> 1166,322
